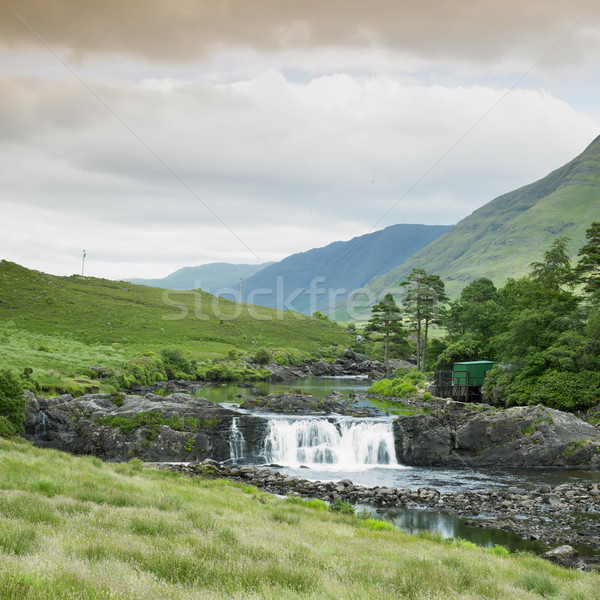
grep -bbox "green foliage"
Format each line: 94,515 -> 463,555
0,415 -> 17,438
529,236 -> 575,289
253,347 -> 271,365
400,269 -> 448,372
531,370 -> 600,411
122,352 -> 166,386
368,374 -> 419,399
421,392 -> 432,401
365,293 -> 407,375
436,334 -> 489,368
0,369 -> 25,434
99,411 -> 199,439
109,392 -> 125,407
160,347 -> 193,380
328,499 -> 355,515
575,221 -> 600,298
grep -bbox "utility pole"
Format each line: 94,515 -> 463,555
82,250 -> 87,276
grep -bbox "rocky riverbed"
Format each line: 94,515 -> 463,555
159,459 -> 600,570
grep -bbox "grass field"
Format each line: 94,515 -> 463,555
0,437 -> 598,600
0,261 -> 351,393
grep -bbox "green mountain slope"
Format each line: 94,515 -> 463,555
127,262 -> 274,292
0,261 -> 350,390
333,134 -> 600,321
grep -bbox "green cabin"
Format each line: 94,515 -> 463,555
452,361 -> 495,386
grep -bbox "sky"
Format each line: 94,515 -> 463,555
1,0 -> 600,281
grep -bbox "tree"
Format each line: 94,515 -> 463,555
575,222 -> 600,301
400,269 -> 448,372
364,293 -> 405,377
442,277 -> 500,342
0,369 -> 25,436
529,237 -> 574,289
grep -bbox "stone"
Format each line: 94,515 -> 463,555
542,545 -> 586,570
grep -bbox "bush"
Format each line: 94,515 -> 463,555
160,348 -> 193,380
530,370 -> 600,412
253,348 -> 271,365
328,499 -> 355,515
122,352 -> 166,386
0,369 -> 25,435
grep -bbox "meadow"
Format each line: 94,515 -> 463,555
0,437 -> 598,600
0,261 -> 351,394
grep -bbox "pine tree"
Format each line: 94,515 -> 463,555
400,268 -> 447,372
364,293 -> 404,377
576,222 -> 600,300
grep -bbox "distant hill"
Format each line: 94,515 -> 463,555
332,134 -> 600,321
238,224 -> 450,315
127,262 -> 273,293
0,261 -> 351,394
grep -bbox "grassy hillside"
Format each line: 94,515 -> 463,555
333,134 -> 600,321
0,261 -> 350,392
239,223 -> 450,315
127,261 -> 274,293
0,437 -> 597,599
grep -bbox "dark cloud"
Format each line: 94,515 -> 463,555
2,0 -> 599,65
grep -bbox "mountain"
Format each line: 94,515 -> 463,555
238,224 -> 451,315
127,262 -> 273,293
332,134 -> 600,321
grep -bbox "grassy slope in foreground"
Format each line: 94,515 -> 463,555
0,261 -> 349,387
333,134 -> 600,321
0,438 -> 598,600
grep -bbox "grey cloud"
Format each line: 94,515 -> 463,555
2,1 -> 599,67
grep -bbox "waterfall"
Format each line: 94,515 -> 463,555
229,417 -> 246,462
263,417 -> 397,468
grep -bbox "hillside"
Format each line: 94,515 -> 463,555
127,261 -> 273,292
333,134 -> 600,321
0,261 -> 350,392
1,438 -> 597,599
239,224 -> 450,315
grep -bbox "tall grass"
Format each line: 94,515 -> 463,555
0,438 -> 598,599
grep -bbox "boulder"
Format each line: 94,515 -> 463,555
542,545 -> 586,570
394,405 -> 600,468
24,392 -> 267,463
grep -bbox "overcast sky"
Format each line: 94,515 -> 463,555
2,1 -> 600,280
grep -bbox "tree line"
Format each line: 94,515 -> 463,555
364,222 -> 600,412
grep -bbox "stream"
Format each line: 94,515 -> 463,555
190,376 -> 600,555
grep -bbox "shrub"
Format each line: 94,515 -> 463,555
328,499 -> 355,515
421,392 -> 432,401
122,352 -> 166,386
160,348 -> 193,380
531,370 -> 600,412
253,348 -> 271,365
0,369 -> 25,434
0,415 -> 16,438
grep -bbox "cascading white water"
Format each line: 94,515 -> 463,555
229,417 -> 246,461
263,417 -> 397,468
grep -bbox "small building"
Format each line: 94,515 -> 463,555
452,361 -> 496,386
433,360 -> 495,402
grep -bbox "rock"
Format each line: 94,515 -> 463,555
240,393 -> 375,416
24,392 -> 267,463
542,545 -> 586,570
393,405 -> 600,468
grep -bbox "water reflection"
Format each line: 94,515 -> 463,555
373,507 -> 549,554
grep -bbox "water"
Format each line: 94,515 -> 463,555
198,376 -> 428,416
264,416 -> 398,468
229,417 -> 246,462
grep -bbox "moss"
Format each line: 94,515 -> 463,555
562,440 -> 590,456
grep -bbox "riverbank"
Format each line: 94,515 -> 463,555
159,460 -> 600,569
